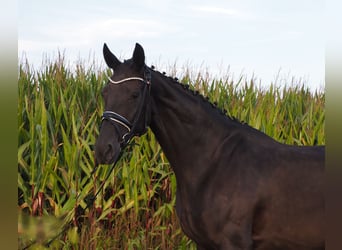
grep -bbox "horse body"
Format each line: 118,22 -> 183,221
148,71 -> 324,249
95,43 -> 325,249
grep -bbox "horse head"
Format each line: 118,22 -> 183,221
95,43 -> 151,165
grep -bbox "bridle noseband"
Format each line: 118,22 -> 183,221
101,67 -> 151,149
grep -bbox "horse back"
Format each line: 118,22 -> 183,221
249,143 -> 325,249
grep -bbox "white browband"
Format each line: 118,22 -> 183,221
108,76 -> 145,85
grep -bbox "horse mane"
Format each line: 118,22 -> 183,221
149,65 -> 246,126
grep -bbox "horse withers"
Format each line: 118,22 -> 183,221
95,43 -> 325,250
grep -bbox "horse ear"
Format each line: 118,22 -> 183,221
132,43 -> 145,69
103,43 -> 121,69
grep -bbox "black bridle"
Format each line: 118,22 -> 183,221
101,66 -> 151,149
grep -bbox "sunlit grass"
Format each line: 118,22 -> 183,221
18,56 -> 324,249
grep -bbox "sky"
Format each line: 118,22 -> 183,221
18,0 -> 325,91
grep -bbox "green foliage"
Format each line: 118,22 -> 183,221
18,57 -> 325,249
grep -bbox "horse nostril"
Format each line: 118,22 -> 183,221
95,138 -> 119,164
106,143 -> 113,153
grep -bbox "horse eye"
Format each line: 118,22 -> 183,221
131,92 -> 140,99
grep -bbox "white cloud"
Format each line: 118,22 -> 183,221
37,18 -> 165,45
18,17 -> 171,55
192,5 -> 253,20
78,18 -> 166,40
194,6 -> 239,16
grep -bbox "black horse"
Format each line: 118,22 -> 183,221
95,43 -> 325,250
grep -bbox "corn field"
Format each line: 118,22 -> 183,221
18,56 -> 325,249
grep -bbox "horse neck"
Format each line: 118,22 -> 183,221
149,70 -> 237,178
